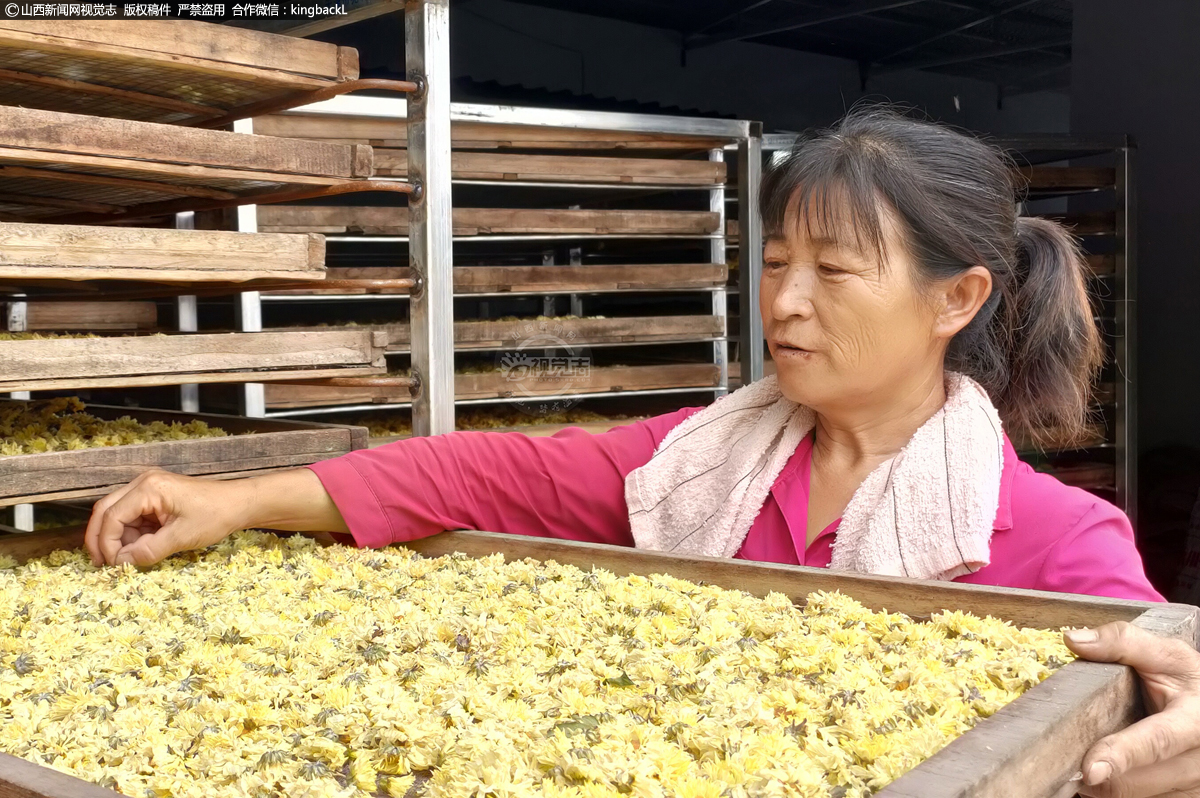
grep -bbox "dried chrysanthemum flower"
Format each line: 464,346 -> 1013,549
0,532 -> 1074,798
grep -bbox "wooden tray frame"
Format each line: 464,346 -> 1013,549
0,527 -> 1194,798
256,206 -> 721,237
276,316 -> 725,352
265,264 -> 729,296
0,330 -> 388,392
263,363 -> 722,409
0,22 -> 418,129
0,404 -> 366,507
0,107 -> 413,225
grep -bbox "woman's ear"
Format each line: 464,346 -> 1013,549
935,266 -> 993,339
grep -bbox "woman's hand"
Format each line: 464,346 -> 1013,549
1067,623 -> 1200,798
85,468 -> 349,567
85,470 -> 251,567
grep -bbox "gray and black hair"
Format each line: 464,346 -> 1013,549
761,105 -> 1102,447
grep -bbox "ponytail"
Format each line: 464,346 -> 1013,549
995,217 -> 1103,448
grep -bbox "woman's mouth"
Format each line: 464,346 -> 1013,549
772,341 -> 812,358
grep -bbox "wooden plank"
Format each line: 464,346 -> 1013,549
1018,166 -> 1116,190
264,364 -> 721,409
1043,211 -> 1116,236
276,316 -> 724,351
0,222 -> 325,282
19,301 -> 156,331
268,264 -> 727,295
0,365 -> 385,393
0,21 -> 351,83
401,530 -> 1166,630
0,330 -> 387,391
0,749 -> 118,798
258,206 -> 720,235
0,404 -> 363,506
0,106 -> 372,178
368,417 -> 639,446
1086,253 -> 1115,276
254,113 -> 733,150
372,149 -> 726,184
0,145 -> 353,192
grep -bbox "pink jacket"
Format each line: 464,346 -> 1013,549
309,406 -> 1164,601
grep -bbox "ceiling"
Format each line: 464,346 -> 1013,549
502,0 -> 1073,96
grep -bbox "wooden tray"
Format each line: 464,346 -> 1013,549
0,329 -> 387,392
0,526 -> 1194,798
1019,166 -> 1116,190
371,149 -> 726,185
9,301 -> 156,331
0,21 -> 358,126
0,404 -> 366,507
277,316 -> 725,352
257,206 -> 721,236
255,111 -> 734,151
0,221 -> 325,283
265,264 -> 728,296
264,363 -> 721,409
0,107 -> 399,225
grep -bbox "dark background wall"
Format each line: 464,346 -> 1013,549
1072,1 -> 1200,458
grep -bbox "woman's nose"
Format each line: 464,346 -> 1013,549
771,268 -> 816,321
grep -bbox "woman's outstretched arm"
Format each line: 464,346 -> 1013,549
85,468 -> 348,567
84,407 -> 698,567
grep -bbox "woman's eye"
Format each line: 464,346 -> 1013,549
765,260 -> 788,271
818,264 -> 846,276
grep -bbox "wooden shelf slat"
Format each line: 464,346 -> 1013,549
1018,166 -> 1116,190
255,112 -> 733,151
0,221 -> 325,283
13,301 -> 156,331
0,403 -> 366,507
276,315 -> 725,352
1043,211 -> 1116,236
264,363 -> 721,409
0,330 -> 387,392
0,107 -> 400,224
371,149 -> 726,185
257,206 -> 720,236
266,264 -> 727,295
0,21 -> 358,125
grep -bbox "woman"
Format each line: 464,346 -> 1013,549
85,108 -> 1199,796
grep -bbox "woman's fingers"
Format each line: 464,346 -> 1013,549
1077,746 -> 1200,798
114,523 -> 187,567
1067,623 -> 1200,686
91,471 -> 174,566
84,470 -> 154,565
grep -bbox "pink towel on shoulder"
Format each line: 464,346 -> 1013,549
624,373 -> 1005,581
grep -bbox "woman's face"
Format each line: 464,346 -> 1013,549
759,198 -> 948,415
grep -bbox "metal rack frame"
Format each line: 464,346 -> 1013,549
233,72 -> 764,430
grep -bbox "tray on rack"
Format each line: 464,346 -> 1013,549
0,21 -> 359,126
277,316 -> 726,352
0,403 -> 366,507
0,330 -> 388,392
264,264 -> 729,296
263,363 -> 722,409
255,110 -> 735,151
370,149 -> 727,185
0,221 -> 326,285
257,206 -> 721,237
0,107 -> 403,225
7,301 -> 157,332
0,526 -> 1194,798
